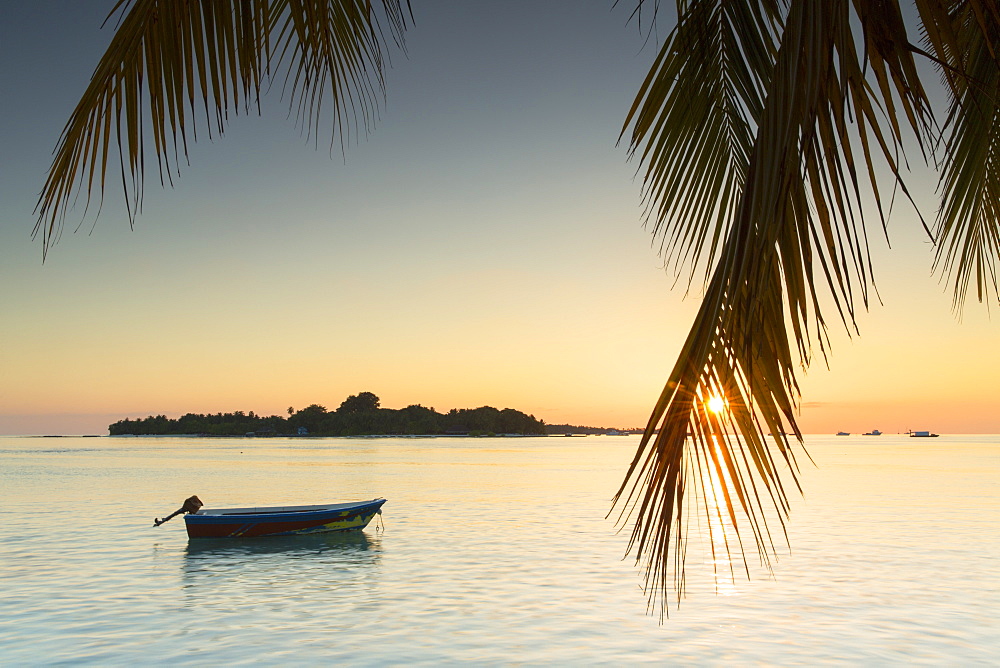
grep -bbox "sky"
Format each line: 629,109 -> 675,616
0,1 -> 997,435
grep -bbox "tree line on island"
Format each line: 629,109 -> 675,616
109,392 -> 550,437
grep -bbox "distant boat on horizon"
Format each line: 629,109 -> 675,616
863,429 -> 882,436
908,430 -> 940,438
836,431 -> 850,436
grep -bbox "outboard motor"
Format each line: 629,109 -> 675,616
153,495 -> 203,526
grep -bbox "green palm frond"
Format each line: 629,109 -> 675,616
617,0 -> 936,618
34,0 -> 409,256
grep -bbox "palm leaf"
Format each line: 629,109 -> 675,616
924,1 -> 1000,307
617,0 -> 934,618
34,0 -> 410,256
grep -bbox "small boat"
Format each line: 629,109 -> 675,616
908,430 -> 939,438
862,429 -> 882,436
836,431 -> 850,436
155,496 -> 386,539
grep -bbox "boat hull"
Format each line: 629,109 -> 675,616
184,498 -> 385,539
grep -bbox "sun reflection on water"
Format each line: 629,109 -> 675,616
697,436 -> 742,597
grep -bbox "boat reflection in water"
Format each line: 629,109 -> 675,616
183,528 -> 377,558
181,530 -> 383,605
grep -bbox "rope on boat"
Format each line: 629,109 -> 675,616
375,508 -> 384,532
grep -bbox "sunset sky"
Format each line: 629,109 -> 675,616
1,1 -> 997,435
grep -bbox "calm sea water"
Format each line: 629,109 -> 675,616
1,434 -> 997,665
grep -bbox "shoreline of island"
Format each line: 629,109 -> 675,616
106,391 -> 645,438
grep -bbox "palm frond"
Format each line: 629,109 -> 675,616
924,1 -> 1000,308
617,0 -> 934,618
34,0 -> 410,256
622,0 -> 783,288
273,0 -> 409,149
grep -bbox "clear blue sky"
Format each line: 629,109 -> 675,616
1,1 -> 996,435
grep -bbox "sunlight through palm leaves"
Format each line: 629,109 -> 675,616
615,0 -> 999,618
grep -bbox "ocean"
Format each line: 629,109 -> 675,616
1,434 -> 997,665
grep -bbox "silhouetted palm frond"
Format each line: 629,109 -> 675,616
613,0 -> 999,619
925,0 -> 1000,308
34,0 -> 409,255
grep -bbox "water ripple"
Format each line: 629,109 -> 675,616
1,435 -> 998,665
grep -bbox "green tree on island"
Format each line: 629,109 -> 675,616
288,404 -> 329,434
37,0 -> 999,616
108,393 -> 547,437
338,392 -> 381,413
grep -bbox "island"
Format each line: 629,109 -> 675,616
109,392 -> 547,437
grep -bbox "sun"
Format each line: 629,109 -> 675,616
706,395 -> 727,414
